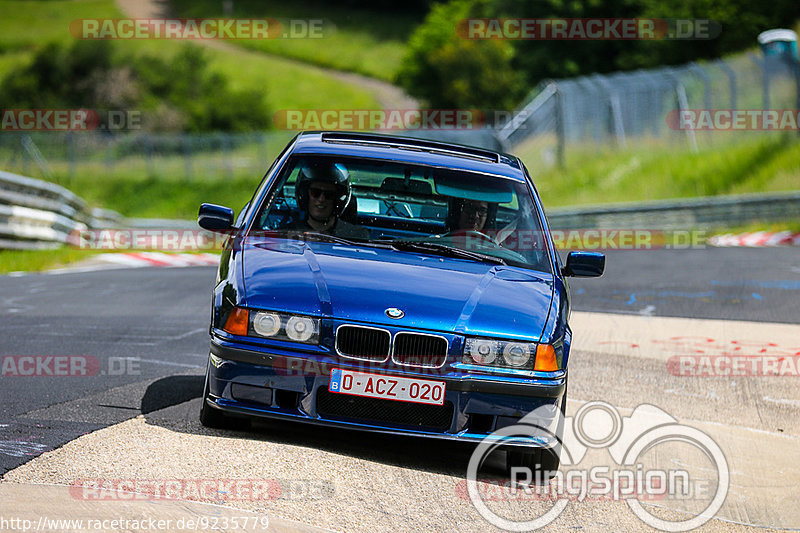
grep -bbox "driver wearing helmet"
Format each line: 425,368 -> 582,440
289,161 -> 369,239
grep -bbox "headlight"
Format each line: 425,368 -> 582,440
465,338 -> 499,364
222,307 -> 320,344
253,312 -> 281,337
503,342 -> 531,367
286,316 -> 316,342
462,337 -> 541,370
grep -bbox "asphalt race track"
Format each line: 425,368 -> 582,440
565,247 -> 800,323
1,246 -> 799,532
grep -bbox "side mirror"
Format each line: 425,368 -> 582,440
198,203 -> 234,232
562,251 -> 605,277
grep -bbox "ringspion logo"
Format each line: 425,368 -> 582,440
466,402 -> 728,531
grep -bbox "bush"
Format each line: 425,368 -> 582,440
397,0 -> 525,112
399,0 -> 800,111
0,41 -> 270,132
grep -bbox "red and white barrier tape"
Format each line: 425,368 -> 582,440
98,252 -> 220,267
708,231 -> 800,247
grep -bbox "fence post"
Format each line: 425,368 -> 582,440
223,133 -> 233,179
105,132 -> 114,172
689,62 -> 712,110
593,74 -> 626,148
715,59 -> 737,110
576,77 -> 604,141
554,84 -> 565,167
146,134 -> 155,177
66,131 -> 75,185
260,132 -> 268,170
793,55 -> 800,137
183,133 -> 193,180
20,135 -> 28,176
749,53 -> 770,110
665,70 -> 697,153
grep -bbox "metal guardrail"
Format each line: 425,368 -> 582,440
545,191 -> 800,230
0,169 -> 124,250
2,169 -> 798,250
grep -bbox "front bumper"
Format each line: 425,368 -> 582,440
206,338 -> 566,448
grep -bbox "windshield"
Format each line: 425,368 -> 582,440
252,155 -> 552,273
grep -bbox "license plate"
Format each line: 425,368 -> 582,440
328,368 -> 446,406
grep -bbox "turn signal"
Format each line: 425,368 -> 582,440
223,307 -> 249,336
533,344 -> 558,371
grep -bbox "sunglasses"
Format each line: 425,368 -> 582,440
308,187 -> 338,200
463,205 -> 488,217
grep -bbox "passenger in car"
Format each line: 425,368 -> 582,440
448,198 -> 497,233
287,162 -> 369,239
458,200 -> 490,231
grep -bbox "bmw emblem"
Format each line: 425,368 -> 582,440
385,307 -> 404,319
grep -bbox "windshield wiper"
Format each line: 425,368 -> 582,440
295,232 -> 395,249
382,240 -> 505,265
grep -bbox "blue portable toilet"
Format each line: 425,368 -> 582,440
758,29 -> 799,61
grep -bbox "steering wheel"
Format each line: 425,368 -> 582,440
443,230 -> 499,247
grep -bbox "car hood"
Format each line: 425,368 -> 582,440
241,240 -> 554,340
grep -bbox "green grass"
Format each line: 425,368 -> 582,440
0,246 -> 102,274
0,131 -> 295,218
170,0 -> 416,81
0,0 -> 380,113
0,0 -> 119,52
521,134 -> 800,209
70,173 -> 260,219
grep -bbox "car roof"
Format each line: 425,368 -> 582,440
290,131 -> 527,183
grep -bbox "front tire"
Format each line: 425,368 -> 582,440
506,377 -> 567,478
507,447 -> 560,479
199,362 -> 248,430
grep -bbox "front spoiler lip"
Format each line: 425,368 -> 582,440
204,396 -> 558,449
209,338 -> 566,398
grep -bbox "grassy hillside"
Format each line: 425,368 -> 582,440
522,134 -> 800,209
170,0 -> 415,81
0,0 -> 380,112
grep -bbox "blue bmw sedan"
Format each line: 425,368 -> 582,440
198,131 -> 604,472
